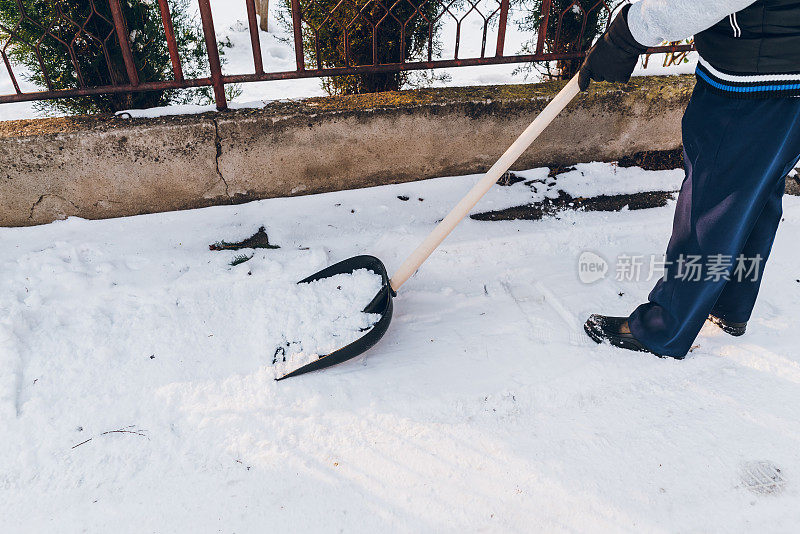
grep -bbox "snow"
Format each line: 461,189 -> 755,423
114,100 -> 273,119
549,162 -> 684,197
3,162 -> 800,531
632,52 -> 698,77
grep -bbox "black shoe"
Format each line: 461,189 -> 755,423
584,314 -> 667,357
708,314 -> 747,337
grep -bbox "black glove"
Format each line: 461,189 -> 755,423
578,4 -> 648,91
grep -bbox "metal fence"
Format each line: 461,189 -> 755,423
0,0 -> 692,111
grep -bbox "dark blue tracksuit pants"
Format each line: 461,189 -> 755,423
628,82 -> 800,358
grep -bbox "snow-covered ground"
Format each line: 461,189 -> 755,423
0,1 -> 696,121
2,162 -> 800,532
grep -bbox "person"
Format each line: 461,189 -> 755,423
579,0 -> 800,358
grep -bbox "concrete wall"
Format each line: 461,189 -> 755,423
0,76 -> 697,227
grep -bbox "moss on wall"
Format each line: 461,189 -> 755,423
0,75 -> 697,139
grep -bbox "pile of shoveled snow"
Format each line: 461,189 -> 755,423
270,269 -> 382,377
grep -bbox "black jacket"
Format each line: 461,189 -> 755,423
694,0 -> 800,97
695,0 -> 800,74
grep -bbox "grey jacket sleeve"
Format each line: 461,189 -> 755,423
627,0 -> 759,47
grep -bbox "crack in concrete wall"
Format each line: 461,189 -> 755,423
212,117 -> 231,201
2,115 -> 222,226
28,194 -> 79,221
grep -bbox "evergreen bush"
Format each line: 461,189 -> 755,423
515,0 -> 623,80
280,0 -> 447,94
0,0 -> 238,115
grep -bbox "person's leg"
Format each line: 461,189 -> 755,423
627,84 -> 800,358
711,170 -> 794,324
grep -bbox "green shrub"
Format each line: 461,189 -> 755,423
0,0 -> 239,115
280,0 -> 447,95
515,0 -> 622,80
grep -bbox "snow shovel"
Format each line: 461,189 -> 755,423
277,75 -> 580,380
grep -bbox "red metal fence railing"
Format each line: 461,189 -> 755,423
0,0 -> 693,112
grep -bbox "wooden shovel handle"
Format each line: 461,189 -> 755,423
389,75 -> 581,292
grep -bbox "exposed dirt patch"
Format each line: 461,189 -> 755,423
618,148 -> 684,171
787,174 -> 800,196
497,171 -> 526,186
547,165 -> 577,178
471,190 -> 675,221
209,226 -> 280,251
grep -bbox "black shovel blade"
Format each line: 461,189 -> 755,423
275,255 -> 395,380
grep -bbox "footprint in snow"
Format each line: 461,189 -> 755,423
268,47 -> 289,60
739,460 -> 786,495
